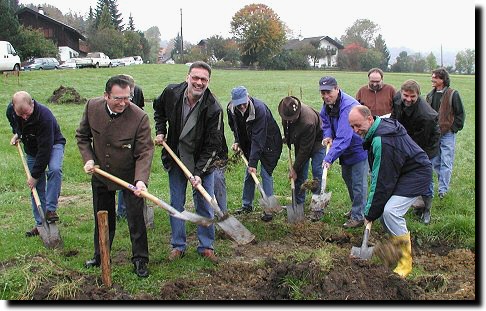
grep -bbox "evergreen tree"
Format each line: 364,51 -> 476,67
128,13 -> 135,31
0,0 -> 20,42
98,4 -> 114,30
373,34 -> 390,70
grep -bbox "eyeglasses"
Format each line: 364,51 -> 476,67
109,95 -> 133,102
189,75 -> 209,84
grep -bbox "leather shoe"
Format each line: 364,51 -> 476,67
235,206 -> 253,214
200,249 -> 218,264
84,258 -> 100,268
260,213 -> 273,222
343,218 -> 364,229
168,249 -> 185,261
25,227 -> 39,237
134,260 -> 149,278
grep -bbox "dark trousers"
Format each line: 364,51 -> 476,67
91,177 -> 148,263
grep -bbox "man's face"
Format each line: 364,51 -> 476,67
14,101 -> 34,120
104,84 -> 131,113
431,74 -> 444,90
320,87 -> 339,105
349,110 -> 373,138
186,67 -> 210,99
368,72 -> 383,91
236,101 -> 249,113
401,89 -> 419,107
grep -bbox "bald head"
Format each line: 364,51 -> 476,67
348,105 -> 374,138
12,91 -> 34,120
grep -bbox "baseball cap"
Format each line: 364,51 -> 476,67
278,96 -> 301,121
318,76 -> 338,91
231,86 -> 248,106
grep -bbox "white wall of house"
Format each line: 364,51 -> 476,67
316,39 -> 339,68
58,46 -> 79,62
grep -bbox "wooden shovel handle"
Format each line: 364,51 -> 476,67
16,142 -> 42,207
239,151 -> 260,186
287,148 -> 296,190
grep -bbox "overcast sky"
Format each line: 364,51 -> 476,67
20,0 -> 477,53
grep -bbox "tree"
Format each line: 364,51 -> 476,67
127,13 -> 135,31
410,53 -> 426,73
87,27 -> 124,58
338,43 -> 366,71
0,0 -> 20,42
143,26 -> 161,63
341,19 -> 380,48
206,35 -> 227,61
15,26 -> 58,59
360,49 -> 383,71
373,34 -> 390,70
230,3 -> 287,66
98,4 -> 114,30
123,30 -> 142,56
425,52 -> 438,71
300,39 -> 326,68
95,0 -> 123,31
455,49 -> 475,74
391,51 -> 412,72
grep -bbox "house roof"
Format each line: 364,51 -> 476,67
16,7 -> 86,41
284,36 -> 344,50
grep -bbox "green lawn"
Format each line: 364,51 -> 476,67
0,65 -> 476,299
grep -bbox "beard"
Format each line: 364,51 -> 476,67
369,83 -> 382,92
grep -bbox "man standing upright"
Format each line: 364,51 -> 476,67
319,76 -> 368,229
391,80 -> 440,224
355,68 -> 396,117
153,61 -> 222,263
426,68 -> 466,199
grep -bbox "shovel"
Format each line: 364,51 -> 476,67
93,167 -> 213,227
309,142 -> 332,218
238,151 -> 282,214
350,222 -> 374,260
162,141 -> 255,245
286,147 -> 304,223
16,142 -> 63,249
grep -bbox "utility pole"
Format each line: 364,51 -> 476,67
440,44 -> 443,67
180,8 -> 183,55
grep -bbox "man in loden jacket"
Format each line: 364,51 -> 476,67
318,76 -> 368,229
227,86 -> 282,222
348,105 -> 432,277
153,61 -> 222,263
278,96 -> 324,221
76,75 -> 154,277
391,79 -> 440,224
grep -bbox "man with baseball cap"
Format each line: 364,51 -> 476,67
227,86 -> 282,221
278,96 -> 325,221
319,76 -> 368,229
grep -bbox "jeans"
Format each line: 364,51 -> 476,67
294,148 -> 325,205
430,131 -> 456,196
117,190 -> 127,218
341,158 -> 368,221
168,166 -> 215,253
26,144 -> 64,226
380,195 -> 418,236
213,166 -> 227,213
242,164 -> 273,208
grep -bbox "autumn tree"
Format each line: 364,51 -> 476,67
338,43 -> 366,71
230,3 -> 286,67
455,49 -> 475,74
341,19 -> 379,48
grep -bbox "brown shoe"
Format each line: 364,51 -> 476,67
343,218 -> 364,229
200,249 -> 218,264
46,210 -> 59,223
25,227 -> 39,237
168,249 -> 185,262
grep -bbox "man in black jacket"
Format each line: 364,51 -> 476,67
348,105 -> 432,278
153,61 -> 222,263
391,79 -> 440,224
227,86 -> 282,221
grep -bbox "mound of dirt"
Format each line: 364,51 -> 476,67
48,86 -> 86,105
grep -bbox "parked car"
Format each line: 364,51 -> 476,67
73,52 -> 111,68
133,56 -> 143,64
22,57 -> 59,70
0,41 -> 21,72
119,56 -> 135,66
58,58 -> 77,69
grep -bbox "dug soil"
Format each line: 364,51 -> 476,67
29,219 -> 475,301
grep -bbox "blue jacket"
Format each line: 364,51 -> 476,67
12,100 -> 66,179
319,90 -> 367,166
227,97 -> 282,175
363,117 -> 432,221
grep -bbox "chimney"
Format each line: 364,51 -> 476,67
38,6 -> 44,15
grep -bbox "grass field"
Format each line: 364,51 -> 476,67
0,65 -> 476,299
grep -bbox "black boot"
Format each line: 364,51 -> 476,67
422,196 -> 432,225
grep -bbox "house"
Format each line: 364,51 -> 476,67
16,6 -> 86,61
284,36 -> 344,68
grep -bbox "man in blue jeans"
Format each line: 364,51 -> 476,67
318,76 -> 368,229
8,91 -> 65,237
426,68 -> 465,200
226,86 -> 282,222
153,61 -> 222,263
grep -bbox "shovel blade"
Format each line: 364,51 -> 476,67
286,204 -> 305,224
309,192 -> 332,212
216,216 -> 255,245
259,195 -> 282,214
180,211 -> 213,227
350,246 -> 374,260
38,224 -> 63,249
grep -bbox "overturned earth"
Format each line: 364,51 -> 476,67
48,86 -> 86,105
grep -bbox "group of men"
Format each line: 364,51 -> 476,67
7,61 -> 464,279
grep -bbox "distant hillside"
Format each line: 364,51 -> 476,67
389,46 -> 458,67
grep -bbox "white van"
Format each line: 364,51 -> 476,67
0,41 -> 21,72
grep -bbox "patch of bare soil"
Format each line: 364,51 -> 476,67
27,221 -> 475,300
48,86 -> 86,105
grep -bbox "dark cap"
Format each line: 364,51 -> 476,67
231,86 -> 248,106
278,96 -> 301,121
318,76 -> 338,91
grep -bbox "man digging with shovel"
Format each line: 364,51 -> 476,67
277,96 -> 325,221
348,105 -> 432,277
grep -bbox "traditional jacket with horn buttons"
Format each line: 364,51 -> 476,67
76,96 -> 154,190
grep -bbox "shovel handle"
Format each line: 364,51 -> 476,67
16,142 -> 42,209
361,221 -> 373,248
320,142 -> 332,194
161,141 -> 224,217
287,148 -> 296,190
239,152 -> 261,186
